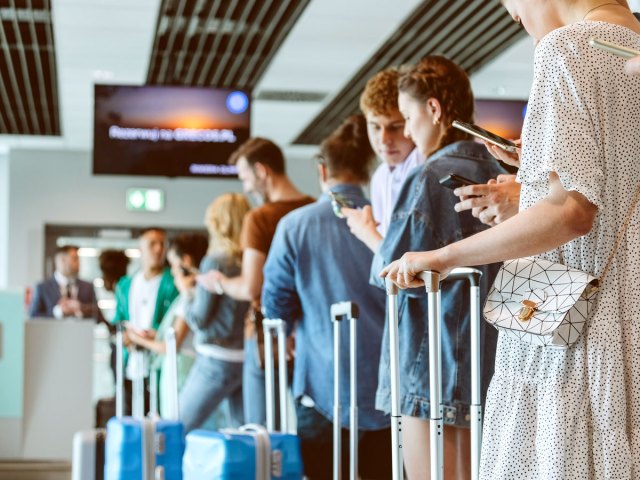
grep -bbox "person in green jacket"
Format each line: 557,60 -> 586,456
111,227 -> 179,414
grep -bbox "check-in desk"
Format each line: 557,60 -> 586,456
0,290 -> 94,461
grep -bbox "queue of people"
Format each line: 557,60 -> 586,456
27,1 -> 640,478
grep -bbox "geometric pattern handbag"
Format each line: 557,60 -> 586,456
483,184 -> 640,348
483,257 -> 599,347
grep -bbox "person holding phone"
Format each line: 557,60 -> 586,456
178,193 -> 252,432
368,55 -> 506,480
381,1 -> 640,478
341,67 -> 425,252
262,115 -> 392,479
126,233 -> 207,418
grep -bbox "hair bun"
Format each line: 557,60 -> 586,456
339,114 -> 368,146
318,114 -> 375,182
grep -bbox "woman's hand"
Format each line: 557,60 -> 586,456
454,174 -> 521,226
196,270 -> 225,294
125,325 -> 155,346
625,55 -> 640,76
342,205 -> 383,252
379,250 -> 451,289
174,270 -> 195,294
482,139 -> 521,168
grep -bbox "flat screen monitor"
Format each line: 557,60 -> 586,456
474,99 -> 527,141
93,84 -> 251,178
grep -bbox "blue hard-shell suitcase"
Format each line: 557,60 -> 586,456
104,327 -> 185,480
105,417 -> 184,480
182,319 -> 303,480
183,427 -> 303,479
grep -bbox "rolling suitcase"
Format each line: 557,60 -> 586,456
330,301 -> 359,480
182,318 -> 303,479
72,429 -> 106,480
104,327 -> 185,480
386,268 -> 484,480
71,324 -> 127,480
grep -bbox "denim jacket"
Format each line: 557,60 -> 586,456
262,184 -> 389,430
185,254 -> 248,350
373,141 -> 507,424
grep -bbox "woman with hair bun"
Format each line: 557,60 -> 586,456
383,1 -> 640,478
371,56 -> 507,479
261,115 -> 392,479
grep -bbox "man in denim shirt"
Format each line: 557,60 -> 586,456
262,116 -> 391,479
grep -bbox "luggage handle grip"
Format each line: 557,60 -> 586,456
330,301 -> 360,480
330,301 -> 359,322
263,319 -> 288,433
418,267 -> 483,292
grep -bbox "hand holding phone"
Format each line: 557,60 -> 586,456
589,37 -> 640,59
180,265 -> 199,276
439,173 -> 479,190
452,120 -> 518,153
328,190 -> 355,218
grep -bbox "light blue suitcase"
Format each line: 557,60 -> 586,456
182,319 -> 303,480
105,327 -> 185,480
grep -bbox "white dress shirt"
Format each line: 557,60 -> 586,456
369,148 -> 424,237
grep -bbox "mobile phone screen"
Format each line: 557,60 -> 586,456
452,121 -> 517,152
439,173 -> 478,190
328,191 -> 354,218
589,37 -> 640,59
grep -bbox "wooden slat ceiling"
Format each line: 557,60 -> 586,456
0,0 -> 60,135
293,0 -> 527,145
146,0 -> 311,89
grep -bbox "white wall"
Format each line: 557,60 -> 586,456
5,147 -> 321,290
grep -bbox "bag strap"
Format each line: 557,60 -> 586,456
600,184 -> 640,283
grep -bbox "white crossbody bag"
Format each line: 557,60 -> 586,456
483,185 -> 640,348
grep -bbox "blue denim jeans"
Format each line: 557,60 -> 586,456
179,353 -> 243,433
242,336 -> 287,427
242,336 -> 266,425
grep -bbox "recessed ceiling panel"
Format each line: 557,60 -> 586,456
147,0 -> 311,90
0,0 -> 60,135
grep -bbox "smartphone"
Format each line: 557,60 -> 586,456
180,266 -> 199,276
452,120 -> 518,153
589,37 -> 640,59
328,190 -> 355,218
439,173 -> 479,190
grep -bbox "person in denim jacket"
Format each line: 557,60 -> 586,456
262,115 -> 391,479
372,56 -> 507,479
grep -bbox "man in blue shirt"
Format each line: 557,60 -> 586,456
262,115 -> 391,479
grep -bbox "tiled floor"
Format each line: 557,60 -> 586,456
0,461 -> 71,480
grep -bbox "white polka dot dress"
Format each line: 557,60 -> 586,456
480,22 -> 640,480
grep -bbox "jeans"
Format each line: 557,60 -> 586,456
242,336 -> 285,427
295,401 -> 392,480
179,353 -> 243,434
242,336 -> 266,425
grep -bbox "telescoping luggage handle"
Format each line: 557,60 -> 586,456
330,301 -> 359,480
263,318 -> 289,433
421,268 -> 483,480
386,267 -> 483,480
115,323 -> 125,418
149,328 -> 180,421
384,279 -> 404,480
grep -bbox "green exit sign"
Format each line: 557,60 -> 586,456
126,188 -> 164,212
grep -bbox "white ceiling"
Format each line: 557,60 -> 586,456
0,0 -> 536,152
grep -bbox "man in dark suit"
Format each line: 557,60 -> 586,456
29,245 -> 98,319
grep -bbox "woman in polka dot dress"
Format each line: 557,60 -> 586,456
381,0 -> 640,478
